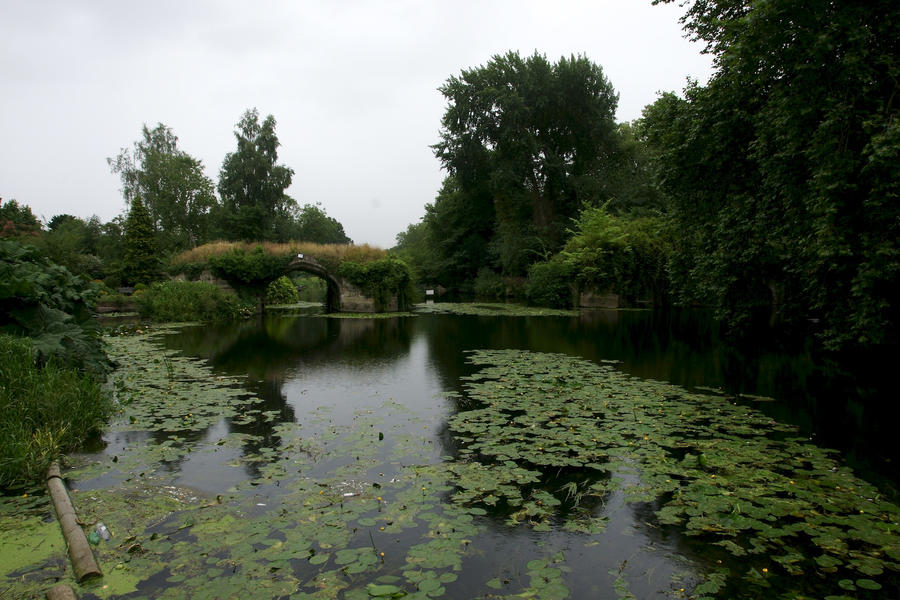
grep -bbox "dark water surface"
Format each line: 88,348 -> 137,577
72,308 -> 895,599
161,309 -> 899,497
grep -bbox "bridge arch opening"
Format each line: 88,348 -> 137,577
285,257 -> 342,313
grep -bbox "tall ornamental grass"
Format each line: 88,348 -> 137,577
0,334 -> 112,488
171,241 -> 387,274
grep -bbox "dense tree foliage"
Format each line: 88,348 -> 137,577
338,258 -> 414,311
525,207 -> 672,308
646,0 -> 899,346
39,215 -> 105,278
280,203 -> 352,245
431,52 -> 621,283
0,198 -> 41,238
109,124 -> 218,251
123,197 -> 160,285
218,109 -> 295,242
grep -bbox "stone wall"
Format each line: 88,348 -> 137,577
578,288 -> 620,309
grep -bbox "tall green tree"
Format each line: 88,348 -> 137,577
647,0 -> 899,346
392,220 -> 440,286
218,109 -> 295,242
109,124 -> 218,251
291,203 -> 352,244
433,51 -> 620,278
421,175 -> 496,289
123,197 -> 159,285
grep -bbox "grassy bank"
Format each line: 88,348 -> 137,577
0,334 -> 113,489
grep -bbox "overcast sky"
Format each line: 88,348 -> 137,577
1,0 -> 712,248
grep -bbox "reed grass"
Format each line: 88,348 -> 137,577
0,334 -> 112,489
172,241 -> 387,269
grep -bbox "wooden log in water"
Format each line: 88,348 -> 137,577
46,583 -> 78,600
46,462 -> 102,582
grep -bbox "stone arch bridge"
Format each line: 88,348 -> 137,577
284,254 -> 403,313
185,251 -> 406,313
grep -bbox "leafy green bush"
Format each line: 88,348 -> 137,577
473,268 -> 506,299
208,245 -> 292,287
0,240 -> 109,374
338,258 -> 414,311
525,258 -> 575,308
137,280 -> 250,322
551,207 -> 672,306
0,334 -> 112,488
265,276 -> 299,305
167,261 -> 207,280
473,268 -> 525,300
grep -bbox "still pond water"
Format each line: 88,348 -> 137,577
7,307 -> 900,599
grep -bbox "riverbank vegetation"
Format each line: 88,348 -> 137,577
136,280 -> 252,322
0,240 -> 113,488
0,335 -> 112,488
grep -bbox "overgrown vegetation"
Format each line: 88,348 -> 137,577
524,258 -> 575,308
0,240 -> 108,374
338,258 -> 414,311
525,208 -> 672,308
265,275 -> 300,305
136,280 -> 251,322
0,335 -> 112,489
172,241 -> 387,275
640,0 -> 899,346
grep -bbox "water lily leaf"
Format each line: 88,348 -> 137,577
367,583 -> 406,597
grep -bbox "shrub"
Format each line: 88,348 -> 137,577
558,207 -> 672,305
0,335 -> 112,488
0,240 -> 109,374
266,276 -> 300,305
473,268 -> 506,299
137,280 -> 249,322
474,268 -> 525,300
525,258 -> 575,308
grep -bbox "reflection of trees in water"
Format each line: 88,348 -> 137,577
165,316 -> 414,383
161,316 -> 416,478
418,310 -> 898,497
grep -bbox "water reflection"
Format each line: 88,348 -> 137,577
158,309 -> 897,494
76,308 -> 899,598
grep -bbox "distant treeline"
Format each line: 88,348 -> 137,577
1,107 -> 350,289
